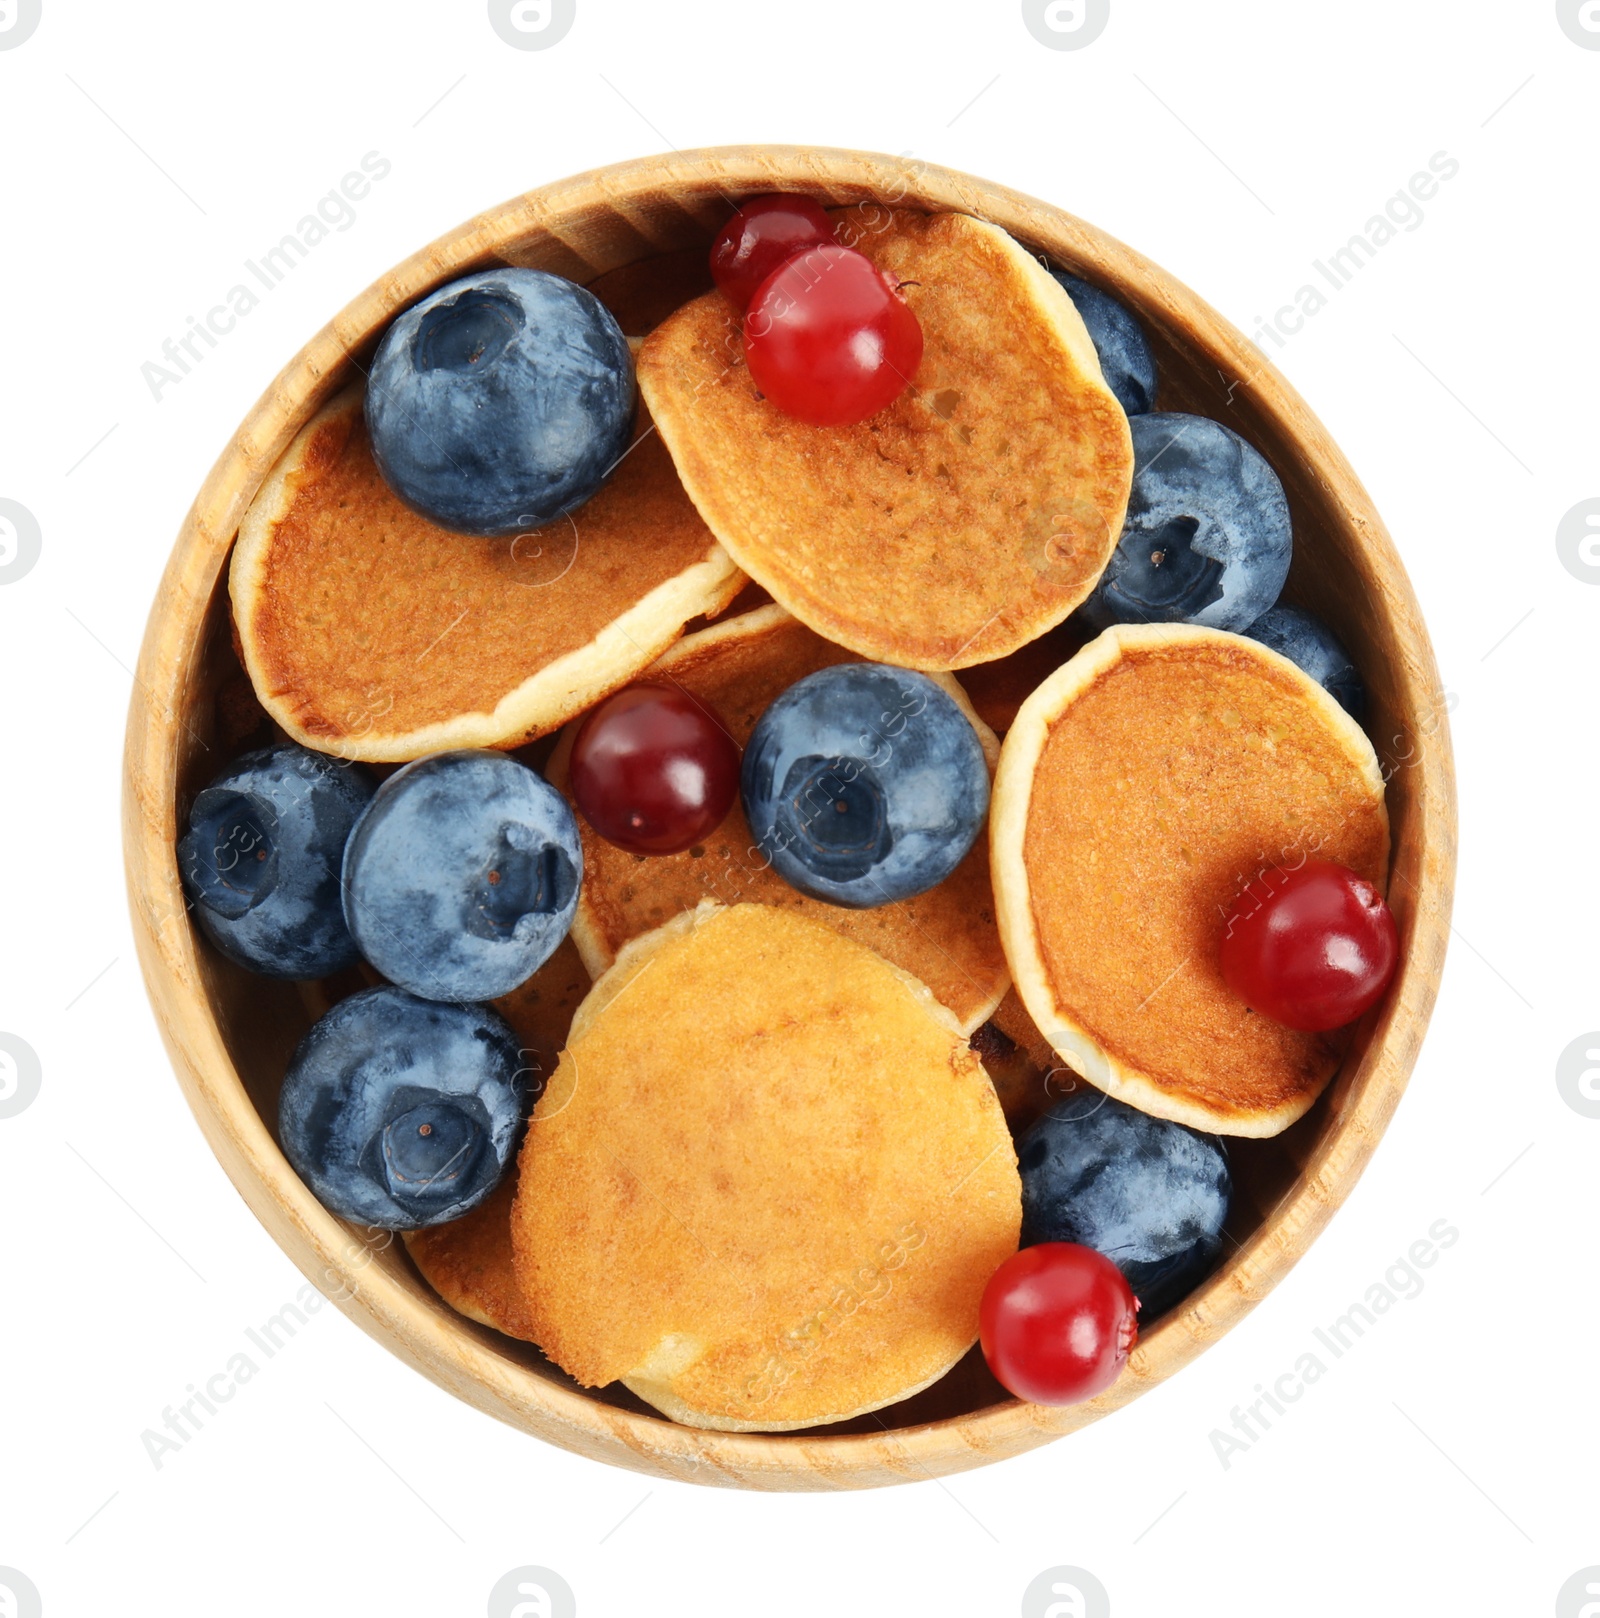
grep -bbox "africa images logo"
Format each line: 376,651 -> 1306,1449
489,0 -> 575,50
140,154 -> 392,403
0,0 -> 42,50
1021,0 -> 1109,50
1021,1566 -> 1110,1618
1557,0 -> 1600,48
1556,1032 -> 1600,1119
0,1033 -> 42,1119
0,1567 -> 43,1618
1557,1568 -> 1600,1616
1556,501 -> 1600,586
0,499 -> 42,586
488,1567 -> 576,1618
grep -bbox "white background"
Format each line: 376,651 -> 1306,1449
1,1 -> 1595,1613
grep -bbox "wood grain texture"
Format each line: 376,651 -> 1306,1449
121,146 -> 1457,1491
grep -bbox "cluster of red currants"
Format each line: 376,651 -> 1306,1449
709,194 -> 924,426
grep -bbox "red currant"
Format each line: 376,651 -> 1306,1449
744,244 -> 924,427
979,1243 -> 1138,1406
1219,859 -> 1399,1031
710,194 -> 837,312
569,682 -> 740,856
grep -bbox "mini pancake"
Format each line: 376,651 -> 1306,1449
510,902 -> 1020,1432
637,208 -> 1133,670
548,603 -> 1010,1034
403,1171 -> 537,1340
402,935 -> 589,1341
991,624 -> 1390,1138
231,382 -> 744,761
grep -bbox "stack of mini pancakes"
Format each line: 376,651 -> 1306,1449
234,208 -> 1387,1431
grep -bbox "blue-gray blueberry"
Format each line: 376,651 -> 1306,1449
178,744 -> 373,978
1052,270 -> 1158,415
1245,603 -> 1367,722
279,987 -> 526,1228
741,664 -> 989,908
342,750 -> 581,1001
1018,1088 -> 1231,1318
366,268 -> 634,536
1081,412 -> 1292,634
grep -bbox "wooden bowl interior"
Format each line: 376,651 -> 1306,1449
135,150 -> 1453,1485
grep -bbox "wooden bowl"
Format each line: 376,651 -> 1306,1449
122,146 -> 1456,1491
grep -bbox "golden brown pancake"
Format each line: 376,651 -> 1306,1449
548,603 -> 1010,1034
402,936 -> 589,1340
231,384 -> 744,761
510,902 -> 1020,1431
637,208 -> 1133,670
586,248 -> 716,336
404,1171 -> 539,1340
991,625 -> 1390,1138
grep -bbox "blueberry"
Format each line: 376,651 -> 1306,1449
279,986 -> 526,1228
1245,603 -> 1368,723
1080,412 -> 1292,634
1018,1089 -> 1231,1319
1052,270 -> 1158,415
741,664 -> 989,908
366,268 -> 635,537
342,750 -> 581,1001
177,744 -> 373,979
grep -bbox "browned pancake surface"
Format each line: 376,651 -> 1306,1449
405,1171 -> 539,1341
510,903 -> 1020,1429
637,209 -> 1132,669
1023,637 -> 1388,1127
235,389 -> 740,756
553,606 -> 1009,1032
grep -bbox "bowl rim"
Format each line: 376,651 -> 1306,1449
121,143 -> 1457,1491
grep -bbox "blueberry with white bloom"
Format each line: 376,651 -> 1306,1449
178,744 -> 373,978
366,268 -> 634,536
1019,1088 -> 1231,1319
741,664 -> 989,908
279,987 -> 526,1228
342,750 -> 581,1001
1081,412 -> 1292,634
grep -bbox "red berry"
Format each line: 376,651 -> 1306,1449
1219,859 -> 1399,1032
709,194 -> 836,312
569,682 -> 740,856
979,1243 -> 1138,1407
744,244 -> 924,427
